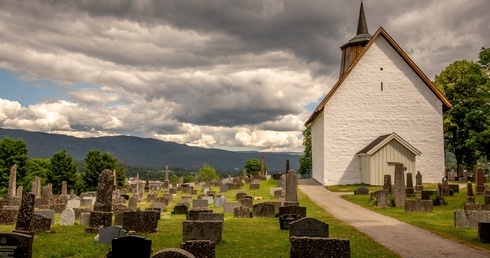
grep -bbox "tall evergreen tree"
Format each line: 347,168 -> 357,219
48,150 -> 78,194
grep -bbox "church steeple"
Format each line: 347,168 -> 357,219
339,2 -> 372,77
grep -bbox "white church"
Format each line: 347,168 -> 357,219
305,3 -> 451,185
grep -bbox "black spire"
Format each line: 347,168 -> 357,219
341,2 -> 371,49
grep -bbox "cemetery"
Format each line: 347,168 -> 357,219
0,166 -> 398,257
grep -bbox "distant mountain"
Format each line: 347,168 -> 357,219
0,128 -> 300,173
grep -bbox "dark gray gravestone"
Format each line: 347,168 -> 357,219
30,214 -> 51,233
374,190 -> 388,207
393,163 -> 405,207
421,190 -> 437,200
151,248 -> 196,258
252,203 -> 275,218
15,193 -> 35,232
173,204 -> 189,215
235,192 -> 247,201
233,206 -> 250,218
406,173 -> 415,197
198,213 -> 224,223
181,240 -> 215,258
479,222 -> 490,243
289,217 -> 329,239
279,206 -> 306,218
112,235 -> 152,258
98,225 -> 126,244
122,211 -> 159,233
94,169 -> 114,212
290,236 -> 350,258
279,214 -> 300,230
415,171 -> 423,192
383,175 -> 392,194
182,221 -> 223,244
354,187 -> 369,195
404,199 -> 433,212
285,170 -> 298,202
192,199 -> 208,210
0,232 -> 33,258
187,209 -> 212,221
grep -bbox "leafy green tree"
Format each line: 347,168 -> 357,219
478,47 -> 490,71
48,150 -> 78,194
298,124 -> 312,177
23,157 -> 51,192
435,58 -> 490,170
199,164 -> 219,181
0,137 -> 28,195
244,158 -> 261,175
83,150 -> 122,191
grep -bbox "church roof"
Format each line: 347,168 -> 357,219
305,27 -> 452,125
357,132 -> 422,156
341,2 -> 371,49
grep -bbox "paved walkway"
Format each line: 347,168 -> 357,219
298,178 -> 490,258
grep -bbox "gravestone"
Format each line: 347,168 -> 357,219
60,208 -> 76,225
239,198 -> 253,208
8,164 -> 17,199
181,240 -> 215,258
15,193 -> 35,232
354,187 -> 369,195
404,199 -> 433,212
406,172 -> 415,197
34,177 -> 41,198
34,210 -> 54,225
182,220 -> 223,243
442,177 -> 449,196
201,195 -> 214,205
223,202 -> 240,213
415,171 -> 423,192
235,192 -> 247,201
479,222 -> 490,243
30,214 -> 51,232
279,214 -> 301,230
0,232 -> 33,258
193,199 -> 209,210
98,225 -> 126,244
152,248 -> 196,258
182,196 -> 193,205
79,212 -> 91,226
151,202 -> 165,212
219,185 -> 228,193
421,190 -> 437,200
383,174 -> 392,194
279,206 -> 307,218
198,213 -> 224,223
122,211 -> 159,233
0,209 -> 18,224
233,206 -> 250,218
286,170 -> 298,202
374,190 -> 388,207
128,196 -> 138,211
259,156 -> 265,178
252,203 -> 275,218
467,182 -> 475,204
61,181 -> 68,196
112,235 -> 152,258
289,217 -> 329,239
249,183 -> 260,190
172,204 -> 189,215
66,199 -> 80,209
448,184 -> 459,193
213,195 -> 226,208
290,237 -> 350,258
86,169 -> 114,233
476,168 -> 485,195
393,163 -> 405,207
187,209 -> 212,221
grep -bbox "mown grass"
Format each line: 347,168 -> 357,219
0,179 -> 398,257
341,182 -> 490,252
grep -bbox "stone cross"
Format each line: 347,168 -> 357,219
94,169 -> 115,212
393,163 -> 405,207
8,164 -> 17,198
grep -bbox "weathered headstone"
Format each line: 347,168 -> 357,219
122,211 -> 159,233
173,204 -> 189,215
79,212 -> 91,226
66,199 -> 81,209
98,225 -> 126,244
193,199 -> 208,210
60,208 -> 76,225
198,213 -> 224,223
0,232 -> 33,258
8,164 -> 17,199
374,190 -> 388,207
415,171 -> 423,192
406,172 -> 415,197
112,235 -> 152,258
181,240 -> 215,258
393,163 -> 405,207
233,206 -> 250,218
467,182 -> 475,204
279,214 -> 301,230
354,187 -> 369,195
290,237 -> 350,258
286,170 -> 298,202
476,168 -> 485,195
442,177 -> 449,196
223,202 -> 240,213
279,206 -> 307,218
152,248 -> 196,258
383,174 -> 392,194
182,220 -> 223,243
128,195 -> 138,211
479,222 -> 490,243
252,203 -> 275,218
34,210 -> 54,225
15,193 -> 35,232
289,217 -> 329,239
187,209 -> 212,221
86,170 -> 114,233
213,195 -> 226,208
404,199 -> 433,212
30,214 -> 51,232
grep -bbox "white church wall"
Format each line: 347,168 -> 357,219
311,114 -> 325,184
319,35 -> 444,185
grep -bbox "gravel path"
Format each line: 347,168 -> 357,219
298,178 -> 490,258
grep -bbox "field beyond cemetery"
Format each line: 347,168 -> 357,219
0,179 -> 399,258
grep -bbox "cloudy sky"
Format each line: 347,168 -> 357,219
0,0 -> 488,153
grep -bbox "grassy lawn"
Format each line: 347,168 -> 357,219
0,179 -> 398,257
340,182 -> 490,252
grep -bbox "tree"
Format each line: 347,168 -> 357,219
83,150 -> 122,191
298,124 -> 312,177
0,137 -> 28,195
23,157 -> 51,192
434,58 -> 490,171
48,150 -> 78,194
244,158 -> 261,175
199,164 -> 219,182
